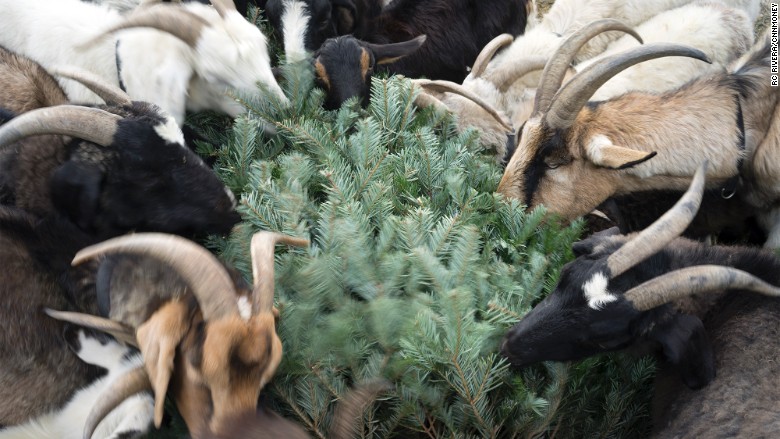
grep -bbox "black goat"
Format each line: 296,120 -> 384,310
313,0 -> 531,109
501,163 -> 780,436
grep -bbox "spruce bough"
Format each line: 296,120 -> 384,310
161,61 -> 656,438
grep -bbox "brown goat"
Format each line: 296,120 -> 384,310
497,25 -> 780,246
0,45 -> 68,113
47,231 -> 308,439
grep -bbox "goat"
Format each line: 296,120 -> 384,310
45,231 -> 309,438
0,65 -> 240,239
0,0 -> 286,125
500,163 -> 780,437
462,0 -> 760,119
312,0 -> 531,110
1,329 -> 154,439
264,0 -> 384,57
497,27 -> 780,247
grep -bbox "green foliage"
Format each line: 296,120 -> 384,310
166,59 -> 657,439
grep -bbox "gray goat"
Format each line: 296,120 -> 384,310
501,163 -> 780,436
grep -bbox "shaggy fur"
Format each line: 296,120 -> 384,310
0,46 -> 68,113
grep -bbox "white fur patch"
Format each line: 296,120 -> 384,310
154,115 -> 186,145
583,272 -> 617,310
282,0 -> 310,63
238,295 -> 252,321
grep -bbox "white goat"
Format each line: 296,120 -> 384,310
463,0 -> 760,118
1,330 -> 153,439
0,0 -> 286,125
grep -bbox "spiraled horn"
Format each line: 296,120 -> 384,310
83,366 -> 152,439
52,67 -> 132,106
545,43 -> 710,130
606,162 -> 707,278
0,105 -> 121,149
413,79 -> 513,132
44,309 -> 137,347
250,232 -> 309,314
73,233 -> 239,320
211,0 -> 238,18
624,265 -> 780,311
471,34 -> 514,79
80,5 -> 209,49
534,19 -> 643,117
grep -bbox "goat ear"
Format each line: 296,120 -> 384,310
585,136 -> 656,169
332,1 -> 357,34
50,160 -> 104,230
366,35 -> 427,65
646,313 -> 715,389
136,300 -> 193,428
572,226 -> 621,256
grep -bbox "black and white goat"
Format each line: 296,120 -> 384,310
501,163 -> 780,437
1,329 -> 153,439
312,0 -> 531,109
498,26 -> 780,247
0,0 -> 286,125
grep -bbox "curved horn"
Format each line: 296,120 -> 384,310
413,79 -> 513,132
487,56 -> 549,92
534,19 -> 643,117
624,265 -> 780,311
250,232 -> 309,314
73,233 -> 239,320
83,366 -> 152,439
44,309 -> 137,347
211,0 -> 238,18
52,67 -> 132,106
545,43 -> 711,129
470,34 -> 514,79
0,105 -> 121,149
606,162 -> 707,278
413,89 -> 451,113
80,5 -> 209,49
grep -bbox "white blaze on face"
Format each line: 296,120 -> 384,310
282,0 -> 310,63
154,115 -> 186,146
583,272 -> 617,310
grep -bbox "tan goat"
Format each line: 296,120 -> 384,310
497,25 -> 780,247
47,231 -> 308,439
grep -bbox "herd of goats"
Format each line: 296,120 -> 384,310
0,0 -> 777,437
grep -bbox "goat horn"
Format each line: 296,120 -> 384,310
0,105 -> 121,149
52,67 -> 132,107
606,162 -> 707,278
44,309 -> 138,347
413,79 -> 513,132
250,232 -> 309,314
83,366 -> 152,439
211,0 -> 238,18
488,56 -> 549,93
413,90 -> 451,113
545,43 -> 710,130
534,19 -> 643,117
470,34 -> 514,79
80,5 -> 209,49
72,233 -> 240,320
624,265 -> 780,311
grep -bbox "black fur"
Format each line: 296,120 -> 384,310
313,0 -> 530,109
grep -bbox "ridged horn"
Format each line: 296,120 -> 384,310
0,105 -> 121,149
52,66 -> 132,106
488,56 -> 549,92
72,233 -> 239,320
83,366 -> 152,439
413,79 -> 513,132
211,0 -> 238,18
250,232 -> 309,314
80,5 -> 209,49
606,162 -> 707,278
534,19 -> 643,117
471,34 -> 514,79
44,309 -> 137,347
624,265 -> 780,311
545,43 -> 711,130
